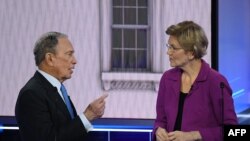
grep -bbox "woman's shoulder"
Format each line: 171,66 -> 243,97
209,68 -> 227,81
201,59 -> 227,82
162,67 -> 180,79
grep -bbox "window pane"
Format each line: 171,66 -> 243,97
138,8 -> 147,24
137,50 -> 147,68
124,29 -> 135,48
138,0 -> 147,6
124,8 -> 136,24
124,0 -> 136,6
113,0 -> 123,6
112,29 -> 122,48
137,29 -> 147,48
112,50 -> 122,68
124,50 -> 136,68
113,7 -> 123,24
111,0 -> 149,72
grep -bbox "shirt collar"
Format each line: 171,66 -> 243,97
37,69 -> 62,92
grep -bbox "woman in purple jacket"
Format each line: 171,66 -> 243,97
153,21 -> 238,141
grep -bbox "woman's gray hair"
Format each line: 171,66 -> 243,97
33,31 -> 67,66
166,21 -> 208,59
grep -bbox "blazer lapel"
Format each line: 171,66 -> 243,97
34,71 -> 74,120
48,88 -> 73,119
68,96 -> 77,117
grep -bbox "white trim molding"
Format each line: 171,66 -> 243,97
102,72 -> 162,91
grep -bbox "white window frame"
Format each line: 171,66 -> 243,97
100,0 -> 164,91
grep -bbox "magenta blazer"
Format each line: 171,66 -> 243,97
153,60 -> 238,141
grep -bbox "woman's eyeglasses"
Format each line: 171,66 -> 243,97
166,44 -> 183,51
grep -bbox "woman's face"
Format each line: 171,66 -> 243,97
167,36 -> 193,68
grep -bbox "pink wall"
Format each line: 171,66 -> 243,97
0,0 -> 211,119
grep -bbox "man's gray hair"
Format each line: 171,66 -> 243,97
33,31 -> 67,66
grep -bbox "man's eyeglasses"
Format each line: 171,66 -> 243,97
166,44 -> 183,51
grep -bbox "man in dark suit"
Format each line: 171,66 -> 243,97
15,31 -> 108,141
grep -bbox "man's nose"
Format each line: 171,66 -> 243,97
72,55 -> 77,64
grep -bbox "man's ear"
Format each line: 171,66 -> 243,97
44,53 -> 55,66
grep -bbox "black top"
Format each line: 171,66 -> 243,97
174,92 -> 187,131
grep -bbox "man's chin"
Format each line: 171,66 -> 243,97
62,75 -> 72,81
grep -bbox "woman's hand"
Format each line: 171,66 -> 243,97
168,131 -> 202,141
156,127 -> 170,141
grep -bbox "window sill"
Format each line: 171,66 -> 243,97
101,72 -> 162,91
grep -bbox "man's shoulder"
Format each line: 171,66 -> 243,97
19,72 -> 49,95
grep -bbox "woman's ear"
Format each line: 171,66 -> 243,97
187,51 -> 195,60
188,46 -> 197,60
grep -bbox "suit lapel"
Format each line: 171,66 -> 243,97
68,96 -> 77,117
48,87 -> 73,119
34,71 -> 75,119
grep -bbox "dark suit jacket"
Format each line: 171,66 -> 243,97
15,71 -> 88,141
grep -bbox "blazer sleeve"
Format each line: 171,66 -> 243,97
152,74 -> 168,141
